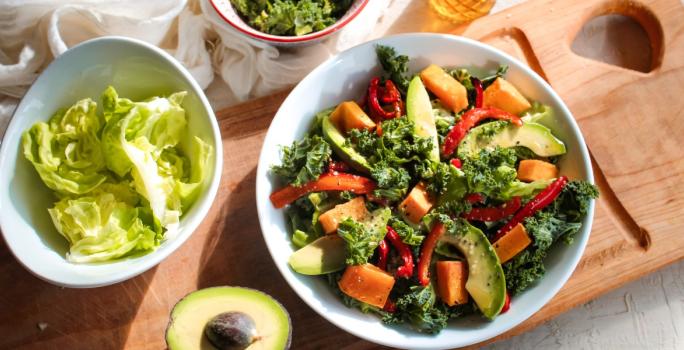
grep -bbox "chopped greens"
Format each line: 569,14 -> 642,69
230,0 -> 353,36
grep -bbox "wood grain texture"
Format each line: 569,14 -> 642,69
1,0 -> 683,349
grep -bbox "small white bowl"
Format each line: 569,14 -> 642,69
0,37 -> 223,288
256,33 -> 595,349
209,0 -> 369,47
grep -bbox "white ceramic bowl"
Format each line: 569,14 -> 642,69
256,33 -> 595,349
0,37 -> 222,288
208,0 -> 369,47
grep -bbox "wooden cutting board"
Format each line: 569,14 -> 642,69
1,0 -> 683,349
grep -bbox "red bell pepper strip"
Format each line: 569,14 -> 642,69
386,226 -> 414,279
376,239 -> 390,271
471,77 -> 483,108
450,158 -> 462,168
501,291 -> 511,313
368,77 -> 403,121
380,79 -> 401,104
465,193 -> 485,204
269,173 -> 376,209
442,107 -> 523,157
417,222 -> 447,286
463,196 -> 522,222
493,176 -> 568,241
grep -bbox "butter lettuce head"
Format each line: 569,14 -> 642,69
22,86 -> 212,263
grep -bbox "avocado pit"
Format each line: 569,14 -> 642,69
205,311 -> 260,350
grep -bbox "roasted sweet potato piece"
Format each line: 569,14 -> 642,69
436,260 -> 469,306
318,197 -> 368,234
338,264 -> 395,308
517,159 -> 558,182
420,64 -> 468,113
493,223 -> 532,264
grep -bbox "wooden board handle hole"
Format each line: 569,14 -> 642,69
570,0 -> 664,73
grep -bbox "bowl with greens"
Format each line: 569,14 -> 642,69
209,0 -> 369,46
256,33 -> 597,348
0,37 -> 222,288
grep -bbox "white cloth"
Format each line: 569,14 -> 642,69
0,0 -> 392,138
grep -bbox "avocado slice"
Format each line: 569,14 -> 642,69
166,287 -> 291,350
407,76 -> 440,162
321,116 -> 371,173
288,235 -> 347,275
439,223 -> 506,319
458,121 -> 566,158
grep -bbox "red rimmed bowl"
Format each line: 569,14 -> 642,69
209,0 -> 369,47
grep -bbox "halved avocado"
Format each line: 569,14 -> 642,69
321,116 -> 371,173
166,287 -> 291,350
288,235 -> 347,275
439,223 -> 506,319
458,121 -> 566,158
407,76 -> 440,162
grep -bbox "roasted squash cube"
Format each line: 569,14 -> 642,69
398,182 -> 434,225
338,264 -> 395,308
329,101 -> 375,134
318,197 -> 368,234
493,223 -> 532,264
420,64 -> 469,113
436,260 -> 469,306
483,77 -> 532,115
517,159 -> 558,182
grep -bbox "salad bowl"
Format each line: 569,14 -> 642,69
0,37 -> 222,288
256,33 -> 595,349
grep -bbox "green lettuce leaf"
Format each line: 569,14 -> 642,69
100,88 -> 210,238
22,98 -> 108,195
48,190 -> 159,263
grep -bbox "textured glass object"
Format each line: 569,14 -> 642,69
429,0 -> 496,23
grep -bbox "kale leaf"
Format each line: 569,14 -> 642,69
271,134 -> 331,186
375,45 -> 411,94
388,215 -> 424,246
348,117 -> 434,201
461,146 -> 518,199
386,285 -> 448,334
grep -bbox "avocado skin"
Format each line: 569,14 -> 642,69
321,116 -> 371,173
165,287 -> 292,350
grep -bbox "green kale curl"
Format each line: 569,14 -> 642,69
375,45 -> 411,94
388,215 -> 424,246
461,146 -> 518,199
272,135 -> 331,186
388,285 -> 448,334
